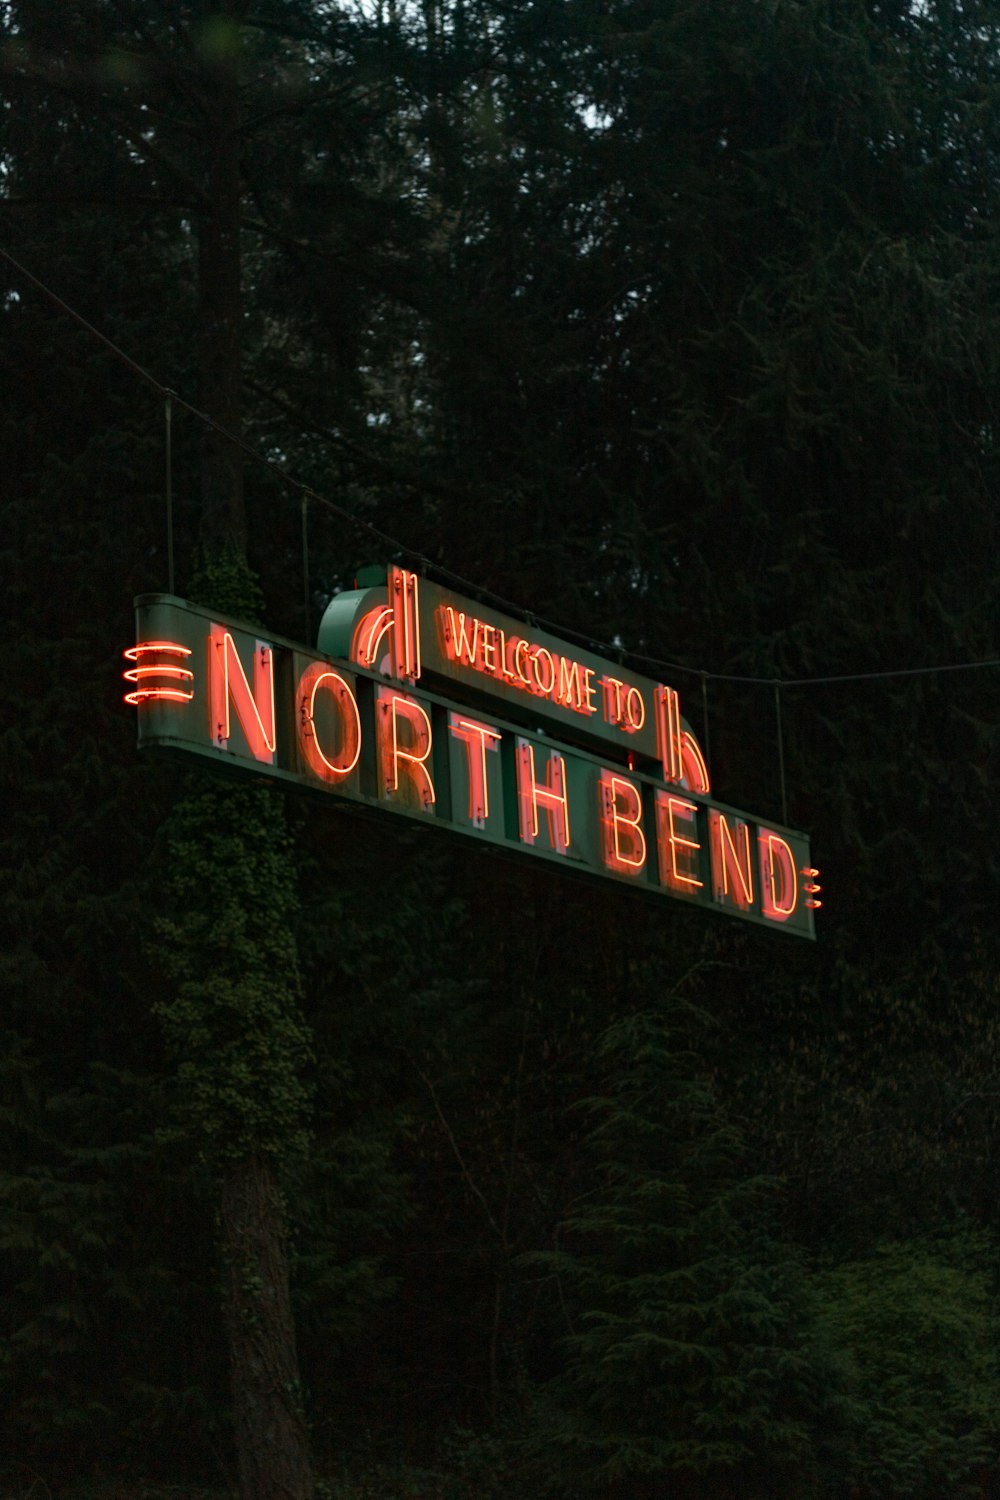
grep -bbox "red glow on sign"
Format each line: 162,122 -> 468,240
801,866 -> 822,910
654,687 -> 710,792
123,641 -> 194,705
709,811 -> 754,909
296,663 -> 362,782
128,591 -> 820,938
208,628 -> 276,762
603,676 -> 623,725
599,773 -> 647,875
759,832 -> 798,921
390,567 -> 421,682
352,605 -> 394,669
656,685 -> 683,783
530,646 -> 556,696
516,741 -> 570,854
377,689 -> 435,808
449,716 -> 501,825
655,793 -> 704,892
680,731 -> 711,794
441,607 -> 476,666
556,656 -> 593,713
438,607 -> 599,718
601,678 -> 644,733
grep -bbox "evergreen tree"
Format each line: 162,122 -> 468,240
0,128 -> 217,1477
525,1005 -> 825,1498
812,1232 -> 1000,1498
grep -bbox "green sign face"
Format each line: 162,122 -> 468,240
125,570 -> 821,938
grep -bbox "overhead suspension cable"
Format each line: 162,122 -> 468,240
3,244 -> 998,691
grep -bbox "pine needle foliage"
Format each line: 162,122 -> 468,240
812,1232 -> 1000,1499
527,1005 -> 824,1498
153,777 -> 313,1164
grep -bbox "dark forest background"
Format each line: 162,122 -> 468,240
3,1 -> 1000,1496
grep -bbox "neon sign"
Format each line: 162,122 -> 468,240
125,570 -> 820,937
123,641 -> 194,705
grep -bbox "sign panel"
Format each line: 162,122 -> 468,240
125,571 -> 821,937
317,571 -> 710,785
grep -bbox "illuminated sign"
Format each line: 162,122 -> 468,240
125,569 -> 821,937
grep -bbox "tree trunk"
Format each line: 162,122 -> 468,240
196,12 -> 314,1496
220,1155 -> 314,1500
198,0 -> 247,556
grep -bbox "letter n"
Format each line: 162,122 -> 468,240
209,625 -> 276,763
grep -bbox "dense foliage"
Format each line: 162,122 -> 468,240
3,1 -> 1000,1495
